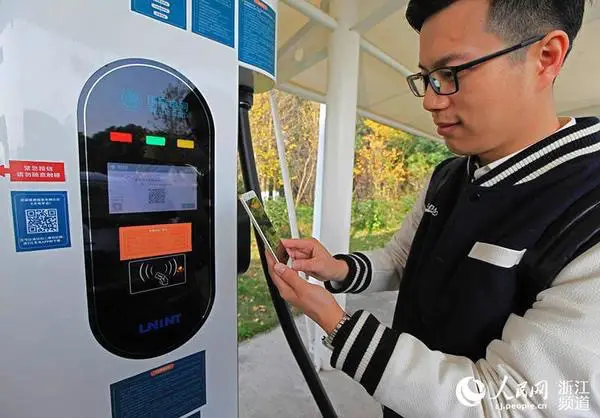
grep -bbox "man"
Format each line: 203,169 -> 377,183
266,0 -> 600,416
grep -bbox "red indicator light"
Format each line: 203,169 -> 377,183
110,131 -> 133,143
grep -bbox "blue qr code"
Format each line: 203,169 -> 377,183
25,208 -> 59,234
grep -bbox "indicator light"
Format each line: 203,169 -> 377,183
146,135 -> 166,146
177,139 -> 195,149
110,131 -> 133,143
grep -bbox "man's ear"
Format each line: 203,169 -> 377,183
536,30 -> 570,88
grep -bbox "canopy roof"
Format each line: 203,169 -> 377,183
277,0 -> 600,139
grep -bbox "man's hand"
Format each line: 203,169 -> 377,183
281,238 -> 349,283
266,251 -> 345,334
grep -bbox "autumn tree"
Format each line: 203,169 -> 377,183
249,93 -> 281,196
276,92 -> 320,206
353,119 -> 411,201
249,91 -> 320,205
248,92 -> 451,209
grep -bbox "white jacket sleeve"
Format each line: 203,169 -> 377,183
324,175 -> 429,295
328,241 -> 600,417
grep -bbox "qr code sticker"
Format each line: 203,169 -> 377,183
149,188 -> 166,204
25,208 -> 59,234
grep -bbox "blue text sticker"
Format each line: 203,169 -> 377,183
111,352 -> 206,418
239,0 -> 276,77
192,0 -> 235,48
131,0 -> 187,30
11,191 -> 71,252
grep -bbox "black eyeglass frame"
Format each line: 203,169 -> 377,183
407,34 -> 547,97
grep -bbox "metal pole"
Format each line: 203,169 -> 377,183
306,102 -> 329,367
268,91 -> 300,240
269,90 -> 322,366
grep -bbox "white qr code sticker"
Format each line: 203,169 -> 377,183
25,208 -> 59,234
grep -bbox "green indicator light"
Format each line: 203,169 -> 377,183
146,135 -> 166,146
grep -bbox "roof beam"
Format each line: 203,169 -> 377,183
277,26 -> 330,82
359,38 -> 413,77
280,0 -> 337,31
277,82 -> 441,142
278,47 -> 329,83
278,0 -> 331,57
351,0 -> 408,34
281,0 -> 415,80
277,0 -> 332,83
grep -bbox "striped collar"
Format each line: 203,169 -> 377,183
468,117 -> 600,187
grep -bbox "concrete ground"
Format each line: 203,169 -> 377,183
238,291 -> 398,418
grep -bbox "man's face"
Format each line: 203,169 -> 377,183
418,0 -> 533,157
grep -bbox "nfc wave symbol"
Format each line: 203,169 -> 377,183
151,0 -> 171,21
129,254 -> 186,295
138,257 -> 179,286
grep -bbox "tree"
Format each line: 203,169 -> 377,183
276,92 -> 319,206
249,93 -> 281,196
249,91 -> 320,206
353,119 -> 410,201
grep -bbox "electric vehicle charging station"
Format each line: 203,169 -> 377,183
0,1 -> 282,416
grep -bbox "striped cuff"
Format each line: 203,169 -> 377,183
324,253 -> 372,294
329,311 -> 399,395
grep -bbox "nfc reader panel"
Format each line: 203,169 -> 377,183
77,58 -> 214,359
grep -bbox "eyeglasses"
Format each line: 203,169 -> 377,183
406,34 -> 546,97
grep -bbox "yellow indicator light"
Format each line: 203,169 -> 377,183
177,139 -> 195,149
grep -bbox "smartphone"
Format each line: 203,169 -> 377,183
239,190 -> 289,264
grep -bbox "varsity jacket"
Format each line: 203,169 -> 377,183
324,117 -> 600,417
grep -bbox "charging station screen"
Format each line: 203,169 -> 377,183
107,162 -> 197,214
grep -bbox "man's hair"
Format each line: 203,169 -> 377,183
406,0 -> 588,58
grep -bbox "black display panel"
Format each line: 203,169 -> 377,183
77,58 -> 214,359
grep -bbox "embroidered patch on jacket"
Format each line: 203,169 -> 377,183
425,203 -> 439,217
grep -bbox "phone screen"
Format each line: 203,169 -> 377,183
244,195 -> 289,263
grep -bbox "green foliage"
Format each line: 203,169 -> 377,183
350,198 -> 414,236
263,198 -> 314,238
263,199 -> 289,233
350,229 -> 397,253
351,200 -> 387,234
262,197 -> 414,241
237,262 -> 279,341
396,136 -> 454,168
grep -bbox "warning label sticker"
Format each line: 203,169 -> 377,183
110,351 -> 206,418
0,160 -> 66,182
119,223 -> 192,261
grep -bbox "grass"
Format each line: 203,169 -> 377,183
236,227 -> 398,342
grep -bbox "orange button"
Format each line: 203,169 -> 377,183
119,223 -> 192,261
